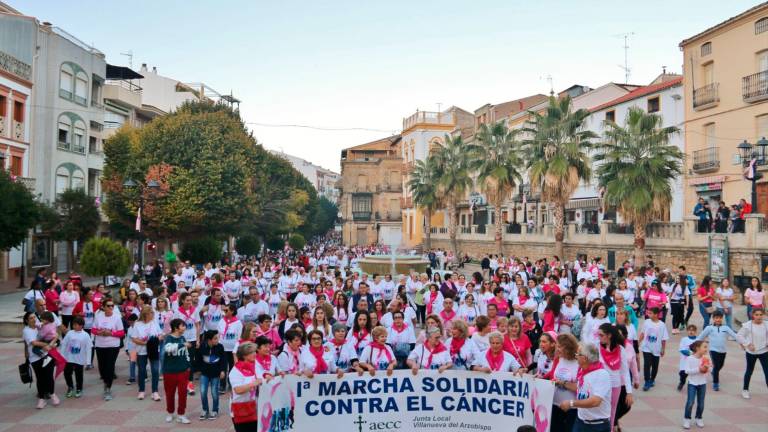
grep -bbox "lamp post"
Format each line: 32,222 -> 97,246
737,137 -> 768,211
123,178 -> 160,269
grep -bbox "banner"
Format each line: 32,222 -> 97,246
257,370 -> 554,432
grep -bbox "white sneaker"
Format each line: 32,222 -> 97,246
742,390 -> 751,399
177,415 -> 191,424
695,419 -> 704,428
137,392 -> 145,400
683,419 -> 691,429
165,414 -> 174,423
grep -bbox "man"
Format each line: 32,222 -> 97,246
736,308 -> 767,400
558,343 -> 614,431
608,292 -> 638,330
481,254 -> 491,280
351,283 -> 374,314
222,273 -> 242,308
692,198 -> 711,233
181,261 -> 196,287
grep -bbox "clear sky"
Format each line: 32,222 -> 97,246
10,0 -> 761,172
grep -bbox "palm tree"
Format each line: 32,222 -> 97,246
432,134 -> 473,260
408,156 -> 441,250
594,106 -> 682,267
522,95 -> 596,259
472,121 -> 524,255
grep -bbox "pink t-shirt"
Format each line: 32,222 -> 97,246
644,290 -> 667,310
745,289 -> 765,307
697,287 -> 714,304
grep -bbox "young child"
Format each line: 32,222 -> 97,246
522,310 -> 542,354
125,314 -> 138,385
696,310 -> 738,391
33,312 -> 59,358
61,316 -> 93,398
677,324 -> 698,391
196,330 -> 225,420
639,307 -> 668,391
683,340 -> 710,429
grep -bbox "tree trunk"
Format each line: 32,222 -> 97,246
448,198 -> 459,262
553,203 -> 565,259
494,201 -> 503,256
423,208 -> 432,251
633,223 -> 647,267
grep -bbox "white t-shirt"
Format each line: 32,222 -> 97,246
81,301 -> 96,329
359,344 -> 396,370
131,320 -> 162,356
61,329 -> 93,365
678,336 -> 696,371
217,318 -> 243,352
640,319 -> 669,356
684,355 -> 709,386
716,287 -> 734,309
92,313 -> 124,348
228,367 -> 257,418
294,292 -> 317,310
329,341 -> 359,371
23,326 -> 43,363
457,304 -> 481,325
472,349 -> 521,372
444,337 -> 479,370
552,358 -> 579,404
255,355 -> 279,378
241,301 -> 269,323
471,333 -> 490,352
277,348 -> 302,374
59,290 -> 80,315
576,368 -> 612,421
173,307 -> 201,342
202,303 -> 225,331
299,345 -> 337,373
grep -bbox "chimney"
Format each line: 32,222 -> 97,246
152,66 -> 157,74
140,63 -> 148,72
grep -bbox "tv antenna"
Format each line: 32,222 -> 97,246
539,74 -> 554,95
436,102 -> 442,112
120,50 -> 134,69
614,32 -> 635,84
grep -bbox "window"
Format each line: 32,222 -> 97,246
461,214 -> 466,226
58,122 -> 70,148
73,126 -> 85,153
104,111 -> 126,129
30,236 -> 51,267
702,62 -> 714,85
758,50 -> 768,72
13,100 -> 23,122
704,123 -> 716,148
10,156 -> 22,177
59,69 -> 73,99
71,171 -> 85,190
55,173 -> 69,194
701,42 -> 712,56
74,74 -> 88,105
756,17 -> 768,35
758,114 -> 768,141
0,95 -> 6,117
605,110 -> 615,122
351,194 -> 372,220
647,96 -> 660,113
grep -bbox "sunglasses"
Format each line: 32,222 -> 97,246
105,304 -> 115,308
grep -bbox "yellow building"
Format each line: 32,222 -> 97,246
680,3 -> 768,214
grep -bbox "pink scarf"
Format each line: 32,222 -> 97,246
426,291 -> 439,315
424,342 -> 447,369
369,341 -> 392,363
600,344 -> 622,371
486,349 -> 505,371
309,345 -> 328,373
577,362 -> 604,386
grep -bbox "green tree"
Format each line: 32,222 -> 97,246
408,156 -> 441,250
180,237 -> 222,264
265,236 -> 284,251
0,170 -> 40,251
594,107 -> 682,266
288,233 -> 306,250
472,121 -> 524,255
236,235 -> 261,257
432,134 -> 474,260
522,95 -> 596,259
43,188 -> 100,271
79,237 -> 131,282
313,196 -> 339,236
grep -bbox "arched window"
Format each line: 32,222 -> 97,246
74,71 -> 88,105
756,17 -> 768,35
59,62 -> 87,104
59,64 -> 74,99
55,163 -> 86,195
429,137 -> 443,155
700,42 -> 711,56
55,166 -> 70,195
57,112 -> 86,153
57,115 -> 72,149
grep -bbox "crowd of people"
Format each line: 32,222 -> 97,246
693,197 -> 753,233
19,238 -> 767,432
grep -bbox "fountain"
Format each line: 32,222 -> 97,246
356,234 -> 429,276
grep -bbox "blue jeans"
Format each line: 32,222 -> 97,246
716,307 -> 733,330
684,383 -> 706,419
698,303 -> 712,328
200,375 -> 220,413
572,418 -> 611,432
137,355 -> 159,393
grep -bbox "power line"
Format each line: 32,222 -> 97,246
245,122 -> 396,134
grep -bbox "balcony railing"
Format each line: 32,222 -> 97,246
90,120 -> 104,132
400,197 -> 413,208
403,110 -> 454,130
376,183 -> 403,193
72,142 -> 86,154
352,211 -> 371,221
693,83 -> 719,109
0,116 -> 5,136
17,177 -> 35,191
575,223 -> 600,234
430,227 -> 449,234
692,147 -> 720,173
89,141 -> 102,154
106,79 -> 143,94
57,140 -> 70,151
742,70 -> 768,103
13,120 -> 23,141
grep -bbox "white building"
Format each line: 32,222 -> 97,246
136,63 -> 238,114
269,150 -> 341,202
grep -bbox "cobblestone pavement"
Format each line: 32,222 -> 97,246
0,312 -> 765,432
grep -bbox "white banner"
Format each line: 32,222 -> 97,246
257,371 -> 554,432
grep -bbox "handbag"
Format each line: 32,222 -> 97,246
231,400 -> 258,424
705,306 -> 716,314
147,336 -> 160,361
19,360 -> 33,385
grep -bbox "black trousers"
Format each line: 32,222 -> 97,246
234,420 -> 259,432
743,352 -> 768,390
221,351 -> 235,390
643,352 -> 660,382
684,296 -> 694,325
64,363 -> 84,391
61,315 -> 74,329
614,385 -> 631,425
710,351 -> 726,385
679,370 -> 688,386
188,344 -> 198,381
95,346 -> 120,388
670,302 -> 685,330
552,404 -> 577,432
31,357 -> 55,399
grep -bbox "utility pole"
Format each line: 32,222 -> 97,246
615,32 -> 635,84
120,50 -> 133,69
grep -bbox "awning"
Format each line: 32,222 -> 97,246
566,197 -> 601,210
688,175 -> 725,186
106,64 -> 143,80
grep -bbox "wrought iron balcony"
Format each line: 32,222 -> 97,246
692,147 -> 720,173
693,83 -> 719,109
742,70 -> 768,103
352,211 -> 371,221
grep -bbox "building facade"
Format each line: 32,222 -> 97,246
269,150 -> 341,202
680,3 -> 768,214
339,135 -> 403,246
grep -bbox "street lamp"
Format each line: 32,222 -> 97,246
123,178 -> 160,268
737,137 -> 768,211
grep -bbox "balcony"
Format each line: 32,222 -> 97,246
742,70 -> 768,103
13,120 -> 23,141
693,83 -> 719,110
0,116 -> 5,136
89,140 -> 102,154
376,211 -> 402,222
352,211 -> 372,221
402,110 -> 454,131
400,196 -> 413,208
692,147 -> 720,173
376,183 -> 403,193
57,140 -> 70,151
16,177 -> 35,191
104,79 -> 142,108
90,120 -> 104,132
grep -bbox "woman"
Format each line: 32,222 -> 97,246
254,335 -> 279,378
386,311 -> 416,368
372,300 -> 387,323
471,316 -> 492,351
513,285 -> 537,320
347,311 -> 372,356
503,316 -> 532,368
488,287 -> 510,317
277,329 -> 304,374
122,289 -> 139,321
472,332 -> 524,373
277,303 -> 302,340
583,303 -> 610,347
560,292 -> 582,335
445,320 -> 478,370
457,293 -> 481,326
542,294 -> 563,333
329,323 -> 362,373
744,277 -> 765,320
359,326 -> 396,375
172,292 -> 201,395
333,292 -> 349,324
407,327 -> 453,373
715,278 -> 735,331
534,331 -> 557,377
424,283 -> 444,316
218,304 -> 242,390
557,342 -> 613,432
669,275 -> 689,335
550,334 -> 580,432
697,276 -> 715,328
266,283 -> 283,319
162,318 -> 192,424
133,305 -> 163,401
255,314 -> 282,349
300,330 -> 338,377
598,323 -> 633,430
306,307 -> 332,341
59,281 -> 80,329
43,280 -> 60,315
23,312 -> 59,409
228,342 -> 260,431
92,298 -> 125,401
